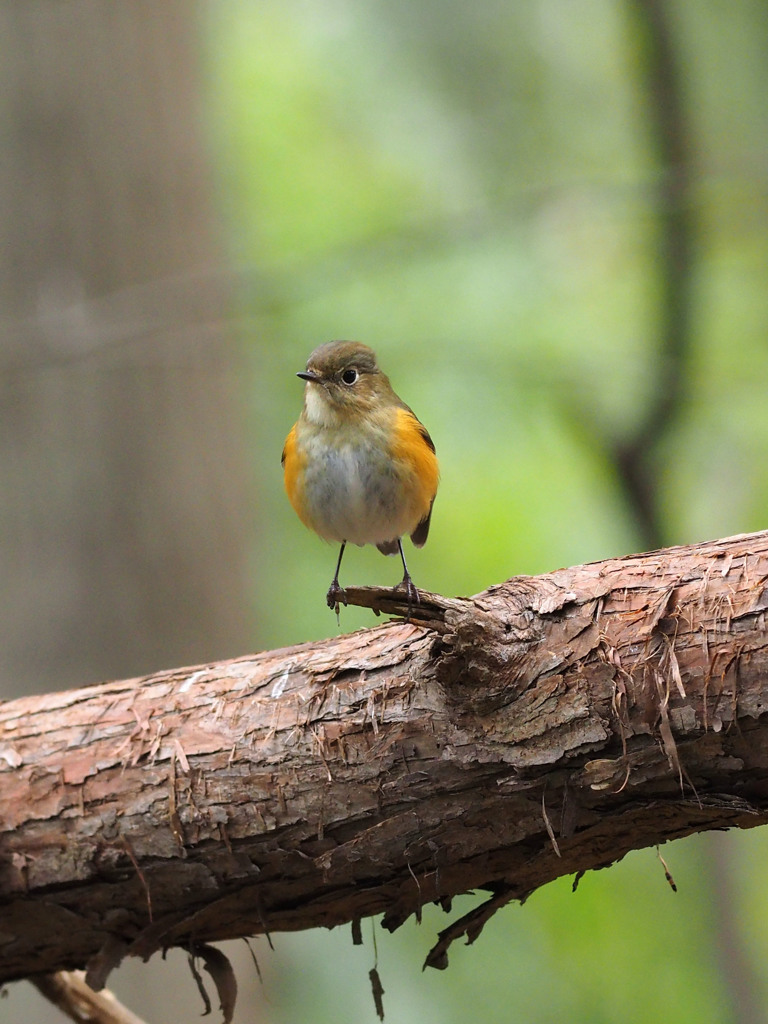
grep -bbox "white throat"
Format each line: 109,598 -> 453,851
304,384 -> 341,428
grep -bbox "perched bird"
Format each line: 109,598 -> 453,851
282,341 -> 439,612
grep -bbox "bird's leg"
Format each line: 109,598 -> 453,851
395,539 -> 420,618
326,541 -> 348,613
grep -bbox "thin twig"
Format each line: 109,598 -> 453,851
31,971 -> 149,1024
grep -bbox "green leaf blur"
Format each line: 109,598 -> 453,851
202,1 -> 768,1021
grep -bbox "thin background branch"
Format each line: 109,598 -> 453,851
617,0 -> 695,550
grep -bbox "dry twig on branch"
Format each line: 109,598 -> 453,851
3,532 -> 768,991
30,971 -> 149,1024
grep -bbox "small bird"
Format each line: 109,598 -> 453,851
282,341 -> 439,612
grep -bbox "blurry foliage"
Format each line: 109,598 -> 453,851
193,0 -> 768,1020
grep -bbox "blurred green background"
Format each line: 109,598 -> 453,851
2,0 -> 768,1021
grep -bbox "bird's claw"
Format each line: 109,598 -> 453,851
326,580 -> 348,614
395,574 -> 420,620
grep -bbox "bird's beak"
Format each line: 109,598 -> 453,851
297,370 -> 322,383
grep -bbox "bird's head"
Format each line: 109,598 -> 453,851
298,341 -> 395,426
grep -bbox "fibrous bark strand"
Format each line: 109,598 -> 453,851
2,532 -> 768,982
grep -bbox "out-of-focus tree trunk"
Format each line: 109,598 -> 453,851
0,1 -> 253,696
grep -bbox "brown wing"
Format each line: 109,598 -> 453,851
410,497 -> 434,548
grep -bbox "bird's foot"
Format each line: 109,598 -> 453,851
326,579 -> 348,615
395,574 -> 420,620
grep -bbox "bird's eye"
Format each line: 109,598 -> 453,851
341,368 -> 358,385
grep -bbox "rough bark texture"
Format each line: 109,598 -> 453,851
3,532 -> 768,983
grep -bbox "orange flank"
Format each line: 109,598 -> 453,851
389,407 -> 439,527
281,424 -> 311,529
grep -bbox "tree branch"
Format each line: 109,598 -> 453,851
3,532 -> 768,985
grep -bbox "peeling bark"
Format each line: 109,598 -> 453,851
2,532 -> 768,983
